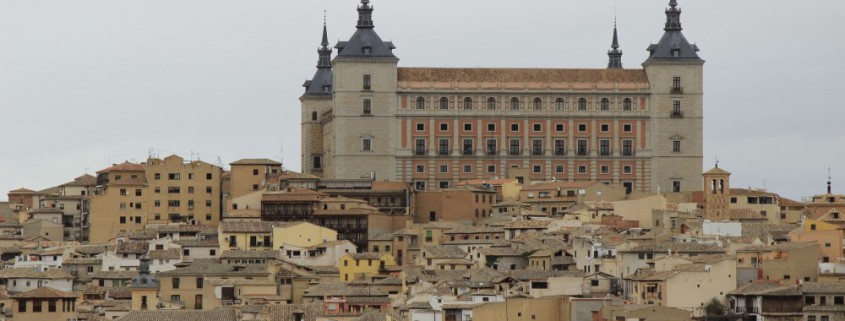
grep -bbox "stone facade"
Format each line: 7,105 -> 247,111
300,0 -> 704,194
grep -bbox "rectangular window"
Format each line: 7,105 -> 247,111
463,123 -> 472,131
533,124 -> 541,132
172,278 -> 180,289
415,139 -> 426,155
196,277 -> 204,289
600,124 -> 609,132
554,140 -> 565,156
487,165 -> 496,173
462,139 -> 473,155
120,189 -> 127,196
532,165 -> 541,173
416,123 -> 425,131
578,124 -> 587,132
623,166 -> 632,174
487,123 -> 496,131
622,140 -> 633,156
672,76 -> 681,90
510,124 -> 519,132
438,139 -> 450,156
672,181 -> 681,193
672,140 -> 681,152
18,301 -> 25,313
555,165 -> 564,173
206,186 -> 212,193
599,140 -> 610,156
416,165 -> 425,173
555,124 -> 564,132
363,139 -> 372,151
135,189 -> 142,196
206,173 -> 212,180
600,166 -> 610,174
439,165 -> 448,173
578,166 -> 587,174
439,181 -> 450,189
577,139 -> 588,156
623,124 -> 632,132
439,123 -> 448,131
363,75 -> 371,90
33,300 -> 41,312
463,165 -> 472,173
486,139 -> 497,155
509,139 -> 521,155
362,99 -> 372,115
532,139 -> 543,156
168,173 -> 180,180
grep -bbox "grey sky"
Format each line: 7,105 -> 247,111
1,0 -> 843,201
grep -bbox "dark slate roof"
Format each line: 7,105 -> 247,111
116,309 -> 238,321
644,1 -> 703,62
334,1 -> 397,61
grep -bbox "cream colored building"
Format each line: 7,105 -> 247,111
301,0 -> 704,194
626,255 -> 736,312
145,155 -> 223,226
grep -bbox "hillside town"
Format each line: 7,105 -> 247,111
2,0 -> 840,320
1,156 -> 844,321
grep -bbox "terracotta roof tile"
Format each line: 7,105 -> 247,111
230,159 -> 282,166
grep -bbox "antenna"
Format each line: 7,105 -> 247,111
828,167 -> 833,194
715,156 -> 719,168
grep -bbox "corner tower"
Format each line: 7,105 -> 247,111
301,21 -> 334,176
644,0 -> 704,193
329,0 -> 399,180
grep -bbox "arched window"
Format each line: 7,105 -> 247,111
555,98 -> 564,111
578,98 -> 587,111
510,97 -> 520,110
601,98 -> 610,111
623,98 -> 632,111
487,97 -> 496,110
533,98 -> 542,110
439,97 -> 449,110
311,111 -> 318,121
416,97 -> 425,109
464,97 -> 473,110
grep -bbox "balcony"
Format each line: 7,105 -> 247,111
462,148 -> 473,156
509,148 -> 520,156
415,148 -> 426,156
438,148 -> 450,156
531,148 -> 543,156
599,149 -> 611,157
671,111 -> 684,118
576,148 -> 588,156
622,149 -> 634,157
486,148 -> 497,156
554,149 -> 566,156
671,87 -> 684,94
733,306 -> 802,314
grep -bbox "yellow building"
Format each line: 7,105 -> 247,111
11,287 -> 79,321
129,254 -> 159,311
218,221 -> 275,251
789,218 -> 844,264
273,221 -> 337,249
339,253 -> 395,282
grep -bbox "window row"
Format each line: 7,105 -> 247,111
412,138 -> 636,156
413,164 -> 638,175
413,96 -> 636,111
414,122 -> 636,133
152,200 -> 214,207
151,186 -> 214,194
153,173 -> 214,180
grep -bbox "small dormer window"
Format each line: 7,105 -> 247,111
672,49 -> 681,57
362,47 -> 372,55
322,85 -> 330,93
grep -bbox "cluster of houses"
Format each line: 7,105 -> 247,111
1,160 -> 845,321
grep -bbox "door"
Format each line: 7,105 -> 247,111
195,294 -> 202,309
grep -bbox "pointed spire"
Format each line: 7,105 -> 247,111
357,0 -> 374,29
828,167 -> 833,194
607,20 -> 623,69
645,0 -> 701,62
317,17 -> 332,69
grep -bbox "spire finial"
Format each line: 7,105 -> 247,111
357,0 -> 374,28
828,167 -> 833,194
321,11 -> 329,48
669,0 -> 678,8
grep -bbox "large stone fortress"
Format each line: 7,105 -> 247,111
301,0 -> 703,194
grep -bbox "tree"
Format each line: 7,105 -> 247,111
705,298 -> 726,316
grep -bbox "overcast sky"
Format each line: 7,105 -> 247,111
1,0 -> 843,201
